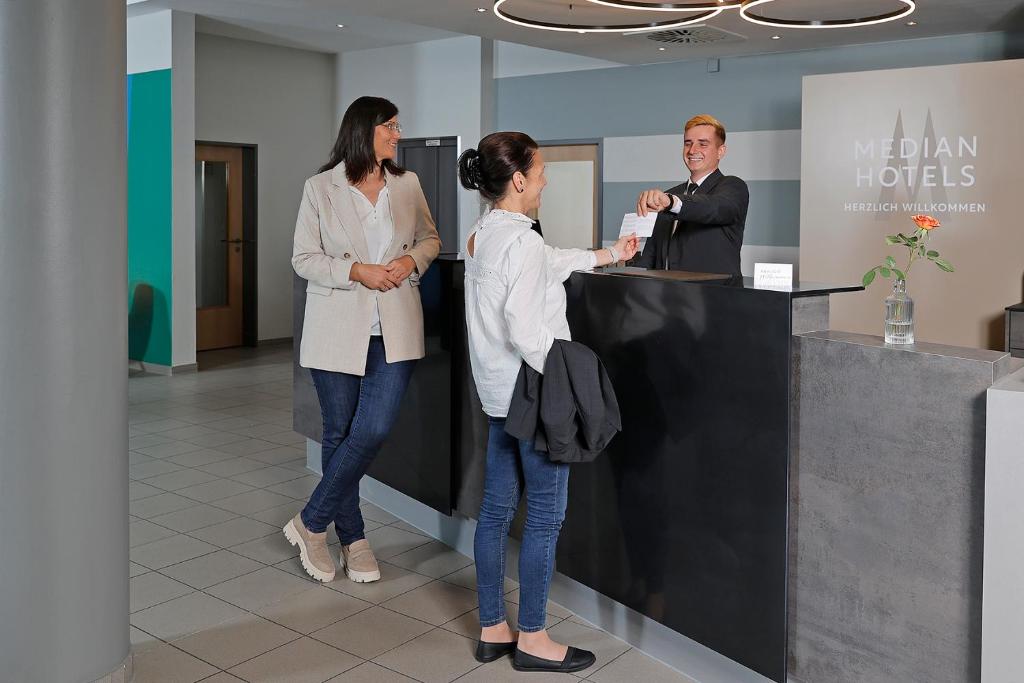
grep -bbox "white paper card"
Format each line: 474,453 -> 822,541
754,263 -> 794,290
618,212 -> 657,238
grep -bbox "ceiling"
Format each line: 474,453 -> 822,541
129,0 -> 1024,66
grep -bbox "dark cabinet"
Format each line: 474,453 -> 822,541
1006,304 -> 1024,358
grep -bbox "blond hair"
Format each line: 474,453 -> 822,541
684,114 -> 726,144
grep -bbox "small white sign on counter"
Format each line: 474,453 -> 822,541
618,212 -> 657,238
754,263 -> 794,290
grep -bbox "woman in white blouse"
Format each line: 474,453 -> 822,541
285,96 -> 440,585
458,132 -> 638,674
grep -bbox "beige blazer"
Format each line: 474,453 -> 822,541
292,162 -> 442,375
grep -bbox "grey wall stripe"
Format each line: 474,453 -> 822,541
497,32 -> 1008,249
603,180 -> 800,246
496,32 -> 1007,138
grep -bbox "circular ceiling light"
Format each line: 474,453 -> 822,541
493,0 -> 724,33
739,0 -> 916,28
587,0 -> 741,11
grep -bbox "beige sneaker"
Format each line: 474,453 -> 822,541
283,514 -> 335,582
341,539 -> 381,583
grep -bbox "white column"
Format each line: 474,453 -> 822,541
982,366 -> 1024,683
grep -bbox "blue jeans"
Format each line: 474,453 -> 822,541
475,416 -> 570,633
301,337 -> 415,545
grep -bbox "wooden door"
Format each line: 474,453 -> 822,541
531,143 -> 600,249
195,144 -> 244,350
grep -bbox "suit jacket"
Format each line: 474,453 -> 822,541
632,169 -> 748,275
293,162 -> 441,375
504,340 -> 622,464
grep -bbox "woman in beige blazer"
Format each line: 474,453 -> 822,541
284,96 -> 441,584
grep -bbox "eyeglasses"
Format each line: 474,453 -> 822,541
380,121 -> 402,134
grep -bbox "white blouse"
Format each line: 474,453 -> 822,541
464,209 -> 597,418
349,184 -> 394,336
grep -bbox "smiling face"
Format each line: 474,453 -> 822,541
682,124 -> 726,180
374,117 -> 401,163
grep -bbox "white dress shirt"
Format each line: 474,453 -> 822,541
668,172 -> 711,213
464,209 -> 598,418
349,184 -> 394,336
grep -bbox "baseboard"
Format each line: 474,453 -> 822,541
128,360 -> 197,376
258,336 -> 293,347
90,652 -> 132,683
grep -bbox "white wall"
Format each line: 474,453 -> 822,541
493,41 -> 622,79
127,10 -> 171,74
338,36 -> 493,246
195,33 -> 336,341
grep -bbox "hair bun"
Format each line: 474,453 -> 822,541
458,148 -> 484,191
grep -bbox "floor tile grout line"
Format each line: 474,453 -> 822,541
129,356 -> 644,683
195,616 -> 367,679
134,508 -> 439,582
136,573 -> 376,674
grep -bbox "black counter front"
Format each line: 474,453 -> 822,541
559,270 -> 795,682
293,260 -> 858,683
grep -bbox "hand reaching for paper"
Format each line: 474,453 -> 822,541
613,233 -> 640,262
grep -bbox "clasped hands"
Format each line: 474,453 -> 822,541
350,255 -> 416,292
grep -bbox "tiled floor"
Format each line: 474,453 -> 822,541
128,344 -> 695,683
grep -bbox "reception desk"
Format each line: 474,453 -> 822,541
292,259 -> 1008,683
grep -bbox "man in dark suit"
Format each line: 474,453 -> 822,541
632,115 -> 749,275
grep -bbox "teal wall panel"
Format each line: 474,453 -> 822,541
127,69 -> 173,366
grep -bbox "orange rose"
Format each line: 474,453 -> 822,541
911,214 -> 941,230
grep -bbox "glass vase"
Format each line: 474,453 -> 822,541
884,279 -> 914,344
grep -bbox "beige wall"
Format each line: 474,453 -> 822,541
800,59 -> 1024,350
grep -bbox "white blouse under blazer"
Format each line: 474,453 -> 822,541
464,209 -> 597,418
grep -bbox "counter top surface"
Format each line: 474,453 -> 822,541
798,329 -> 1010,363
991,363 -> 1024,391
437,256 -> 862,297
595,267 -> 863,297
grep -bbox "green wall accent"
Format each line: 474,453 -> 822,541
127,69 -> 173,366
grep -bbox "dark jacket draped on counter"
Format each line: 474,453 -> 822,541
504,339 -> 622,463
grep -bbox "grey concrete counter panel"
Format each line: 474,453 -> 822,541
790,332 -> 1010,683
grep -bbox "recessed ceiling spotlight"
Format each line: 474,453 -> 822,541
658,47 -> 666,51
906,20 -> 917,25
770,34 -> 781,39
476,7 -> 487,12
336,23 -> 344,28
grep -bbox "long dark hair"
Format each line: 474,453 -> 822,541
319,96 -> 406,183
457,132 -> 538,203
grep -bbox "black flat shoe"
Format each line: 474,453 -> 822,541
475,640 -> 517,663
512,646 -> 596,673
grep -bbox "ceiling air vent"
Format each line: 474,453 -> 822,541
645,26 -> 745,45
